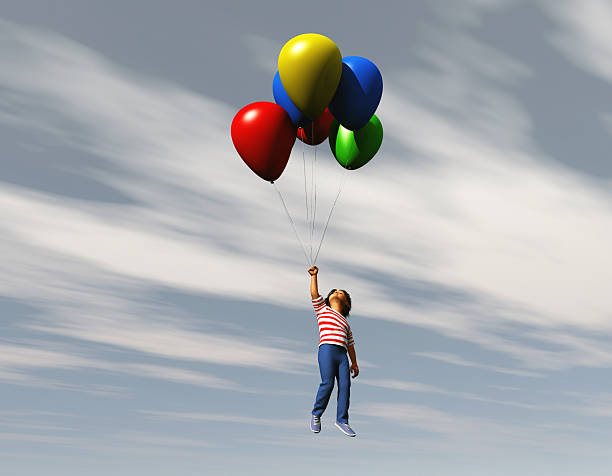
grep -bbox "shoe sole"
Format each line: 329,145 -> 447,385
335,422 -> 356,437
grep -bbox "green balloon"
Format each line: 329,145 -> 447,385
329,114 -> 383,170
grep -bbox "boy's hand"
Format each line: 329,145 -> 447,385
350,363 -> 359,378
308,266 -> 319,276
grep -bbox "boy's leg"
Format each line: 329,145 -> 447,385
312,345 -> 336,417
336,350 -> 351,424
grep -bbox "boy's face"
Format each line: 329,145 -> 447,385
329,289 -> 348,306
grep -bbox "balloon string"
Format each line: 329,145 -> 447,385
312,121 -> 318,265
302,133 -> 309,232
272,181 -> 310,266
310,121 -> 316,263
301,127 -> 313,265
313,168 -> 348,264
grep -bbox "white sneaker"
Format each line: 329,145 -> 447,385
335,421 -> 356,437
310,414 -> 321,433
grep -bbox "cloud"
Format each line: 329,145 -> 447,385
29,313 -> 312,374
0,341 -> 258,393
0,232 -> 316,391
2,11 -> 612,469
542,0 -> 612,85
355,401 -> 609,455
241,34 -> 281,74
0,432 -> 86,446
411,351 -> 544,376
141,410 -> 301,428
555,390 -> 612,418
2,15 -> 612,383
114,431 -> 223,448
431,0 -> 521,27
359,377 -> 541,409
0,430 -> 222,456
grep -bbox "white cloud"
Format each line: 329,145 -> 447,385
241,34 -> 281,74
1,16 -> 612,381
543,0 -> 612,84
0,432 -> 85,446
355,402 -> 609,455
114,431 -> 223,448
0,430 -> 221,456
359,377 -> 540,409
141,410 -> 301,428
411,352 -> 544,377
0,340 -> 288,393
431,0 -> 521,27
27,314 -> 312,374
556,390 -> 612,418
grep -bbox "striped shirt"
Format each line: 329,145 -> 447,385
312,296 -> 354,349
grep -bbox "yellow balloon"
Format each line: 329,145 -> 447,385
278,34 -> 342,120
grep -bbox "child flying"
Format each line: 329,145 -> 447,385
308,265 -> 359,437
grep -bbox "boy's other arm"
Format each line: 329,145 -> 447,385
348,344 -> 359,378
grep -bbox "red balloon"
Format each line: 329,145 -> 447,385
231,102 -> 297,182
297,108 -> 334,145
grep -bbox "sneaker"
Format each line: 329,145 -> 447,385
335,421 -> 356,437
310,414 -> 321,433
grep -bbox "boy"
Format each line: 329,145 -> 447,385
308,265 -> 359,437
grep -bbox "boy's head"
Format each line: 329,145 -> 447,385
325,289 -> 352,317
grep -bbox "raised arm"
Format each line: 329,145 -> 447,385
308,266 -> 320,299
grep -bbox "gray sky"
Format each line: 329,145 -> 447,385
2,1 -> 612,475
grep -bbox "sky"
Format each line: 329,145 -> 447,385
1,1 -> 612,475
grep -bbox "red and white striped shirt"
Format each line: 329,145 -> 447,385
312,296 -> 354,349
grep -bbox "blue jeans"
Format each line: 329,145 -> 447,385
312,344 -> 350,423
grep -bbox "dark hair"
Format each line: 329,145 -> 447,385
324,289 -> 352,317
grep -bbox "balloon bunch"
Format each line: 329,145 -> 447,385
231,33 -> 383,182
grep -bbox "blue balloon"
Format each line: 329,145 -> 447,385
273,71 -> 312,128
328,56 -> 383,131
